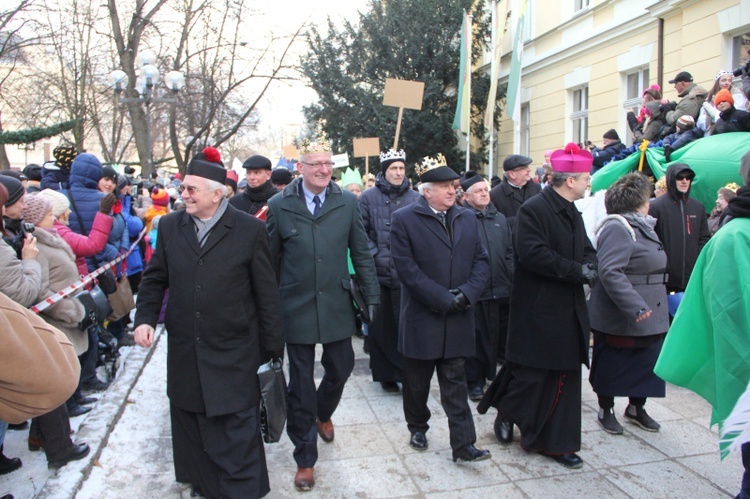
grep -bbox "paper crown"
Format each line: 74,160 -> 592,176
341,167 -> 363,187
299,121 -> 331,155
415,153 -> 448,177
550,143 -> 593,173
379,149 -> 406,163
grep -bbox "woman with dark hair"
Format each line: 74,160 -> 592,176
588,173 -> 669,434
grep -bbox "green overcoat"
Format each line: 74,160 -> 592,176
266,178 -> 379,344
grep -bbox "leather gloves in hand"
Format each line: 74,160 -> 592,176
580,263 -> 598,287
99,193 -> 117,213
663,145 -> 672,162
448,290 -> 470,313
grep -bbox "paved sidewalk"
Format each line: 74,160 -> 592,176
3,331 -> 742,498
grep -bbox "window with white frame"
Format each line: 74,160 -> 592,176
733,32 -> 750,70
523,0 -> 534,42
575,0 -> 590,13
520,104 -> 530,156
571,86 -> 588,146
623,68 -> 650,146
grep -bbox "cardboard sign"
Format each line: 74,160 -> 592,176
353,137 -> 380,157
383,79 -> 425,110
283,144 -> 299,159
331,153 -> 350,168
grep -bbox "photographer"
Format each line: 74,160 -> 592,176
0,175 -> 33,260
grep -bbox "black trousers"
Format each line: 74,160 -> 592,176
286,337 -> 354,468
170,404 -> 269,499
465,300 -> 509,388
368,286 -> 403,383
29,404 -> 74,462
402,356 -> 477,451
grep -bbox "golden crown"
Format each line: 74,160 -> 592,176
414,153 -> 447,176
725,182 -> 741,192
299,121 -> 331,155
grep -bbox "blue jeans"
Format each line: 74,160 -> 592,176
0,419 -> 7,447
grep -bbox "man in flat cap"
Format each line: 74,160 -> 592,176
266,137 -> 379,492
664,71 -> 708,135
489,154 -> 542,227
390,154 -> 491,463
134,152 -> 284,498
479,143 -> 597,470
460,171 -> 514,401
228,154 -> 277,220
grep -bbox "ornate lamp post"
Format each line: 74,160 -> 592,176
109,50 -> 185,178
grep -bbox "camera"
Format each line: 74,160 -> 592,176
732,50 -> 750,77
21,222 -> 35,235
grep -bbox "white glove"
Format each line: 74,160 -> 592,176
702,101 -> 720,120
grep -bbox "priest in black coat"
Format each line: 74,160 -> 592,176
135,154 -> 284,499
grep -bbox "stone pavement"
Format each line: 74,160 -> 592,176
1,328 -> 743,498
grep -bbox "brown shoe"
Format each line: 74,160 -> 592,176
294,467 -> 315,491
317,419 -> 334,443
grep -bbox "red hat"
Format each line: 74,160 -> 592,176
550,143 -> 593,173
151,188 -> 170,207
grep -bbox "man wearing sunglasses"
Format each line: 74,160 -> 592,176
649,163 -> 710,296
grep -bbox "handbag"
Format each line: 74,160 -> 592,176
349,275 -> 372,324
107,274 -> 135,321
257,358 -> 287,444
74,284 -> 113,331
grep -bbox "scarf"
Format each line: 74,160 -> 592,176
242,180 -> 278,215
112,199 -> 123,215
191,198 -> 228,248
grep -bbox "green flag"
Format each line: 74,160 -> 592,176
452,10 -> 471,134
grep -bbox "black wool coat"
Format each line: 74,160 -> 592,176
506,187 -> 597,371
390,197 -> 489,360
135,204 -> 285,417
489,178 -> 542,226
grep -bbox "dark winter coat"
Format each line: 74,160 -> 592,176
121,195 -> 144,276
390,197 -> 489,360
134,204 -> 285,417
591,140 -> 625,173
648,163 -> 710,292
506,186 -> 597,370
713,107 -> 750,135
588,214 -> 669,337
358,174 -> 419,288
489,178 -> 541,226
266,178 -> 379,345
634,101 -> 666,143
228,180 -> 278,216
40,161 -> 70,191
463,201 -> 513,302
662,128 -> 704,150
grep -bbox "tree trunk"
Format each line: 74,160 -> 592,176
0,112 -> 10,170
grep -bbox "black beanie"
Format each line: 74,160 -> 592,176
0,175 -> 25,207
603,129 -> 620,141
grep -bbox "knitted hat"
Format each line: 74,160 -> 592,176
22,193 -> 51,226
379,149 -> 406,172
101,165 -> 118,182
642,84 -> 661,98
39,189 -> 70,217
225,170 -> 238,192
271,168 -> 293,186
0,175 -> 24,207
603,129 -> 620,141
714,88 -> 734,107
23,164 -> 42,181
186,148 -> 227,184
715,69 -> 733,81
460,171 -> 485,192
340,167 -> 363,188
0,169 -> 27,182
242,155 -> 272,170
151,188 -> 170,206
676,115 -> 695,131
53,145 -> 77,172
503,154 -> 533,171
550,143 -> 593,173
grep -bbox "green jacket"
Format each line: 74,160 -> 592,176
267,178 -> 379,344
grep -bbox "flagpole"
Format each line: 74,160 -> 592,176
465,14 -> 472,173
488,3 -> 496,179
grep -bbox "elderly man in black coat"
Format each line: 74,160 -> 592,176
134,154 -> 285,499
489,154 -> 542,226
479,143 -> 598,470
390,155 -> 491,463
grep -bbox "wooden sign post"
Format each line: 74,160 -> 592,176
283,144 -> 300,170
353,137 -> 380,178
383,79 -> 425,150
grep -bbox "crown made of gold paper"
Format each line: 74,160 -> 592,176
415,153 -> 447,177
379,148 -> 406,163
299,121 -> 331,154
725,182 -> 741,192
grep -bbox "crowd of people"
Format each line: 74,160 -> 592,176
2,67 -> 750,499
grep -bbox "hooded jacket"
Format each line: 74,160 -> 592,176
634,101 -> 666,143
648,163 -> 710,292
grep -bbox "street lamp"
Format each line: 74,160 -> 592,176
109,51 -> 185,178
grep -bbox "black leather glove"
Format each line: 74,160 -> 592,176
99,193 -> 117,213
448,291 -> 470,313
663,145 -> 672,162
580,263 -> 598,287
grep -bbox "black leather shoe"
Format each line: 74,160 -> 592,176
190,485 -> 205,497
82,379 -> 109,393
75,396 -> 98,406
468,386 -> 484,401
452,444 -> 491,462
67,404 -> 92,417
409,431 -> 428,451
47,443 -> 90,470
7,421 -> 28,431
494,415 -> 513,445
380,382 -> 400,393
539,451 -> 583,469
0,452 -> 22,475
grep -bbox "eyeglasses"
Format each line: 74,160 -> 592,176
675,175 -> 693,181
300,161 -> 335,169
178,185 -> 211,195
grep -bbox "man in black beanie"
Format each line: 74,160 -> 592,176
228,154 -> 277,220
0,175 -> 29,259
589,129 -> 624,174
135,152 -> 284,498
489,154 -> 541,227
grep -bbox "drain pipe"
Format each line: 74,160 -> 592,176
657,17 -> 664,89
